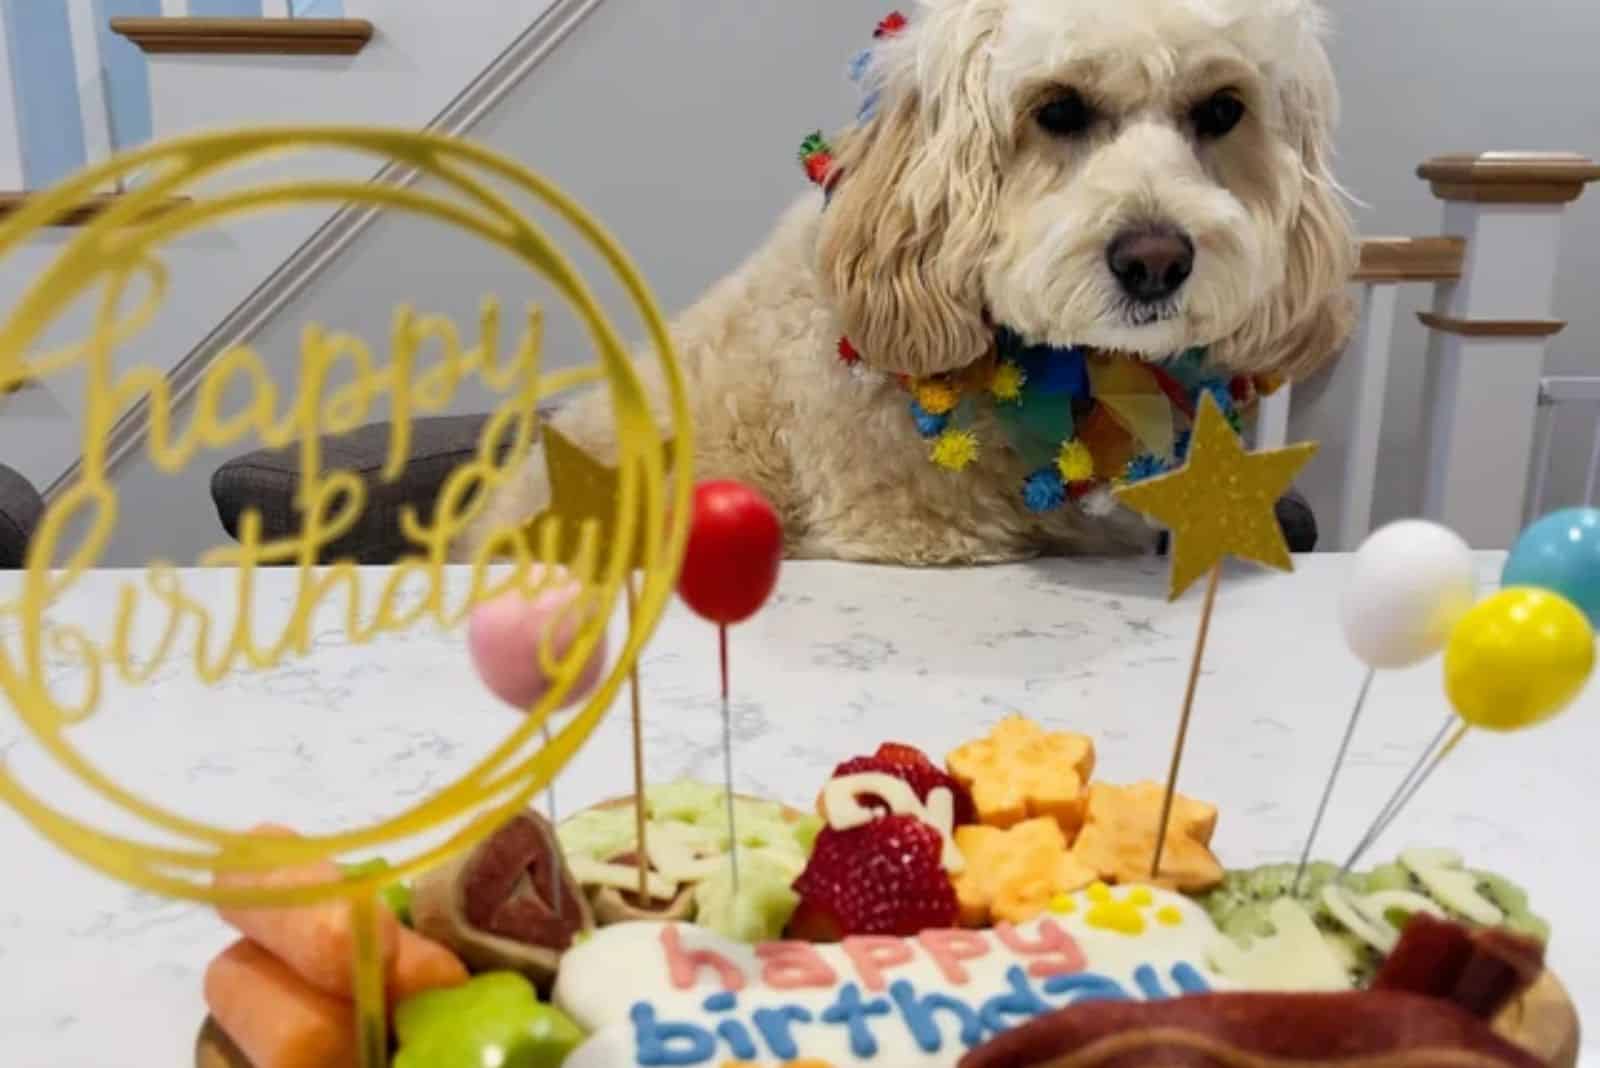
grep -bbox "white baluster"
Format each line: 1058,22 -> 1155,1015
1338,282 -> 1399,550
1253,382 -> 1290,451
0,6 -> 23,188
1416,153 -> 1600,548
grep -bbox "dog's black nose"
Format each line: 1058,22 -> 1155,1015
1106,226 -> 1195,303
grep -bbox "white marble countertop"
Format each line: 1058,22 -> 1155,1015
0,555 -> 1592,1067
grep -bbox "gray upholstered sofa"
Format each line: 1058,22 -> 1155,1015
208,414 -> 1319,564
0,463 -> 43,569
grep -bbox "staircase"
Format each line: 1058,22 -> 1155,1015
0,0 -> 598,561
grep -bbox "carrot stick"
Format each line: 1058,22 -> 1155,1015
204,940 -> 358,1068
386,927 -> 469,1007
216,826 -> 399,998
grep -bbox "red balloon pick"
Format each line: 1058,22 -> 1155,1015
676,480 -> 783,625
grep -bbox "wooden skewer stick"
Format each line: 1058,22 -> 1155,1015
626,574 -> 650,903
1151,562 -> 1222,879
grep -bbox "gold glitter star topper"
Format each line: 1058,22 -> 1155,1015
524,423 -> 677,571
1115,392 -> 1318,600
1111,391 -> 1318,881
522,422 -> 677,903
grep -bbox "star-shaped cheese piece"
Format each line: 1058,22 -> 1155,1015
946,715 -> 1095,834
522,424 -> 675,572
952,817 -> 1098,925
1112,392 -> 1317,600
1069,781 -> 1223,893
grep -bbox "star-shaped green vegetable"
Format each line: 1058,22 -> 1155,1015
393,972 -> 584,1068
339,857 -> 413,927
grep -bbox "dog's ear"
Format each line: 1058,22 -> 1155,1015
1216,39 -> 1358,381
816,69 -> 1001,377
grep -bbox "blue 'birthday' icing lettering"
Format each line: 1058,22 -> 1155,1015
1133,963 -> 1170,1000
889,980 -> 986,1053
632,1002 -> 715,1066
1172,962 -> 1211,994
1042,972 -> 1131,1004
700,992 -> 757,1058
752,1005 -> 813,1059
820,981 -> 892,1057
715,1020 -> 758,1059
978,965 -> 1053,1034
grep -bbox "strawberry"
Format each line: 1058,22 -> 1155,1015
789,814 -> 957,939
830,742 -> 977,826
837,337 -> 861,365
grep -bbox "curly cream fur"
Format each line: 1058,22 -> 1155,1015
459,0 -> 1356,566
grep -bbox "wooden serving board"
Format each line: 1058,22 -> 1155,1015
195,798 -> 1580,1068
197,972 -> 1581,1068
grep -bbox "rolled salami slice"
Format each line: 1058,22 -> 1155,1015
411,810 -> 593,991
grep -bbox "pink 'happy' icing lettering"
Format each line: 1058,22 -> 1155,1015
659,924 -> 747,992
841,935 -> 915,992
915,928 -> 991,984
755,941 -> 839,990
994,919 -> 1087,978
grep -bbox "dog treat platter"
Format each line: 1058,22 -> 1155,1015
1,558 -> 1593,1066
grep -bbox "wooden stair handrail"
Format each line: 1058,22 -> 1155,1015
110,17 -> 374,56
1419,152 -> 1600,205
1354,236 -> 1466,284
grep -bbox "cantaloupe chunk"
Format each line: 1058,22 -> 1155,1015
1068,781 -> 1223,892
953,817 -> 1099,925
946,715 -> 1095,834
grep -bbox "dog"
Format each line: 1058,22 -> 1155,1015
459,0 -> 1356,566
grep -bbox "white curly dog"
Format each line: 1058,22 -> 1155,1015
461,0 -> 1356,565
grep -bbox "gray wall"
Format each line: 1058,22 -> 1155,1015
101,0 -> 1600,564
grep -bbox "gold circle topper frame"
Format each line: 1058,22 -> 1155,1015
0,126 -> 692,1064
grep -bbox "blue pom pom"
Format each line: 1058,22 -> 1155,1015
910,400 -> 949,438
1198,381 -> 1233,414
849,48 -> 874,83
1123,453 -> 1167,483
1022,468 -> 1066,513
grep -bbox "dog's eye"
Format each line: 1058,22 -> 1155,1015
1191,90 -> 1246,138
1035,89 -> 1095,137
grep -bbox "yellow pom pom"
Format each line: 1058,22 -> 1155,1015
914,380 -> 959,415
1057,438 -> 1094,483
990,362 -> 1025,403
930,429 -> 979,471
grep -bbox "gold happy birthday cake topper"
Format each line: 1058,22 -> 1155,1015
0,126 -> 691,1063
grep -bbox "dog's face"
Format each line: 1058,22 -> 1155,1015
818,0 -> 1356,380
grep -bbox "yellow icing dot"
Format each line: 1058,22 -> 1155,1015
1085,900 -> 1146,935
1125,886 -> 1154,907
915,380 -> 960,415
1086,881 -> 1113,903
1156,906 -> 1183,926
1048,892 -> 1077,914
930,429 -> 979,472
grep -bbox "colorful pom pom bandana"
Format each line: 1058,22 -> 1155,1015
853,330 -> 1279,513
803,14 -> 1281,513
